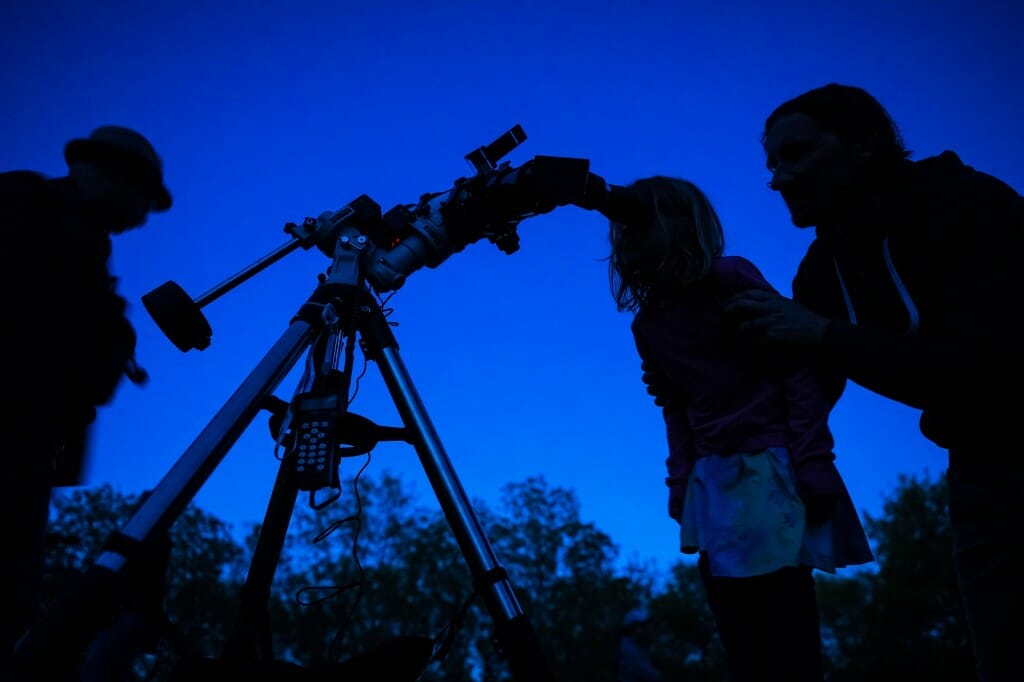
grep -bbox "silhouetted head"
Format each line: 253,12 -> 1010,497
608,176 -> 724,311
620,607 -> 653,638
762,83 -> 910,228
65,125 -> 172,233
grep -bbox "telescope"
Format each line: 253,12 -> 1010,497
141,125 -> 595,352
16,125 -> 628,681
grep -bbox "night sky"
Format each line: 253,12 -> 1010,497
3,0 -> 1022,576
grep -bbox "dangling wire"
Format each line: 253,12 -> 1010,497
376,290 -> 398,326
346,287 -> 399,405
285,282 -> 403,660
347,355 -> 370,407
293,451 -> 373,662
430,590 -> 480,665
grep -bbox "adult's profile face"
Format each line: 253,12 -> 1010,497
763,112 -> 867,228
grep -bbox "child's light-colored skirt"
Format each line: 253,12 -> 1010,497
679,446 -> 874,578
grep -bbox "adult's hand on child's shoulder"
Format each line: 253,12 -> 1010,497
723,289 -> 831,349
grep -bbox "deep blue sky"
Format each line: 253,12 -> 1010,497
3,1 -> 1022,577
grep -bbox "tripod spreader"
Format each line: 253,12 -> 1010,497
262,391 -> 411,493
262,394 -> 410,455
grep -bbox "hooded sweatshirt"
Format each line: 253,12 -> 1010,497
791,152 -> 1024,450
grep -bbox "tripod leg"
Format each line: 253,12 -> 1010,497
222,458 -> 301,662
12,320 -> 318,680
99,321 -> 318,572
360,306 -> 555,681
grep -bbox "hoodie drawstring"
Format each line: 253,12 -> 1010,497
831,237 -> 920,333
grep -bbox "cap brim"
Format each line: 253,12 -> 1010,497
152,185 -> 172,211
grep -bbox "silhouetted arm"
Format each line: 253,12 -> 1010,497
633,328 -> 694,523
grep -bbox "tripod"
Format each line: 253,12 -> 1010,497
13,232 -> 555,680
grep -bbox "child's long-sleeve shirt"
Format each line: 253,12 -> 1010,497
631,256 -> 844,506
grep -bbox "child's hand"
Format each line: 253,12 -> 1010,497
666,474 -> 687,522
803,493 -> 838,526
794,458 -> 843,526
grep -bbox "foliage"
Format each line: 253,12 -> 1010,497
44,484 -> 248,680
646,560 -> 725,680
37,470 -> 974,681
820,473 -> 976,681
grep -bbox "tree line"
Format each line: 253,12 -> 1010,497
39,469 -> 976,680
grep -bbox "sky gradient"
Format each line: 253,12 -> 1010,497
3,0 -> 1023,577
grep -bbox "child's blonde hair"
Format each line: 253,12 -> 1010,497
608,176 -> 725,312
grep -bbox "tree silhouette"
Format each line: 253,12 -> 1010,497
38,470 -> 975,680
820,472 -> 976,681
44,484 -> 248,680
645,560 -> 726,680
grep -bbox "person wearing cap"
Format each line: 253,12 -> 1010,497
617,607 -> 661,682
0,125 -> 172,670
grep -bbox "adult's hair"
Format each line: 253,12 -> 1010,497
762,83 -> 912,169
608,175 -> 725,312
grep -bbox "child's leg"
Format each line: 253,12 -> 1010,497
698,553 -> 761,681
699,554 -> 824,681
755,564 -> 824,681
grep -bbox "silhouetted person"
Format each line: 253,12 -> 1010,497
0,125 -> 172,676
617,608 -> 661,682
723,83 -> 1024,682
608,176 -> 872,681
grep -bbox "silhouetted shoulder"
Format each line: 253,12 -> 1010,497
712,255 -> 777,298
0,171 -> 52,258
0,171 -> 47,214
902,152 -> 1024,277
0,170 -> 46,187
918,151 -> 1020,196
914,152 -> 1023,225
